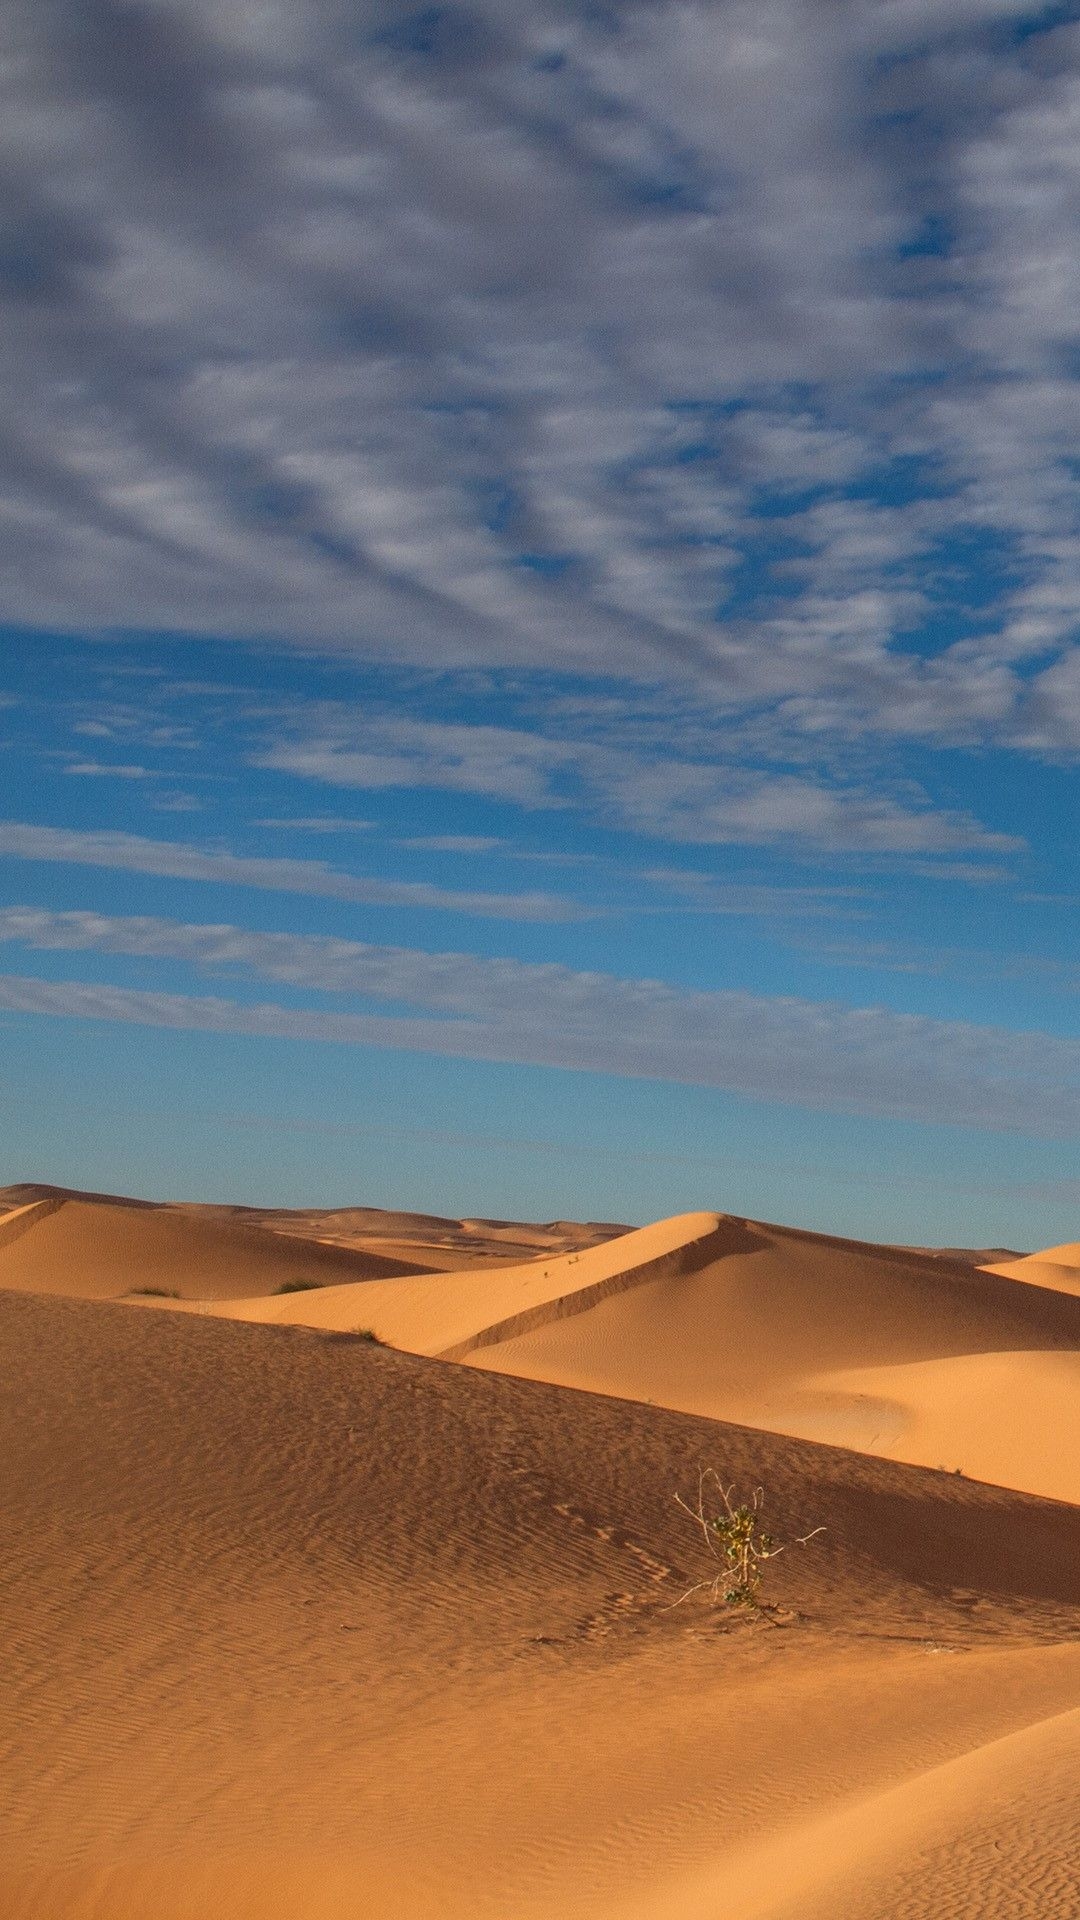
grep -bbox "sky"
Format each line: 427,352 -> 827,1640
3,1 -> 1080,1246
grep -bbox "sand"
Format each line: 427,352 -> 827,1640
3,1193 -> 1080,1917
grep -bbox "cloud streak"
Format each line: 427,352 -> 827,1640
2,904 -> 1079,1137
0,820 -> 586,922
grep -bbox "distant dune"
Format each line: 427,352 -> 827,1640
0,1185 -> 625,1300
0,1190 -> 427,1298
202,1208 -> 725,1347
3,1186 -> 1080,1917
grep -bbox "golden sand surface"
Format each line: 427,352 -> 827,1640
2,1188 -> 1079,1917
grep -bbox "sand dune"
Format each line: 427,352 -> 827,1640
3,1286 -> 1080,1920
982,1239 -> 1080,1297
204,1209 -> 725,1348
118,1193 -> 628,1270
0,1191 -> 427,1299
205,1209 -> 1080,1503
0,1184 -> 625,1298
458,1217 -> 1080,1503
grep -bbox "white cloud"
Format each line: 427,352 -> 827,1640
399,835 -> 504,853
251,815 -> 375,832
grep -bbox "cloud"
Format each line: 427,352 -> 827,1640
640,869 -> 868,918
1,902 -> 1080,1135
251,815 -> 375,832
256,712 -> 1021,855
259,721 -> 575,809
0,820 -> 588,921
150,790 -> 203,813
399,835 -> 504,853
4,1 -> 1080,760
65,759 -> 154,778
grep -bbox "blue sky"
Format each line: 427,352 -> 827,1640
3,2 -> 1080,1245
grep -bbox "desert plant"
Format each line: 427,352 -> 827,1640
353,1326 -> 382,1343
129,1286 -> 181,1298
672,1469 -> 824,1610
274,1277 -> 323,1294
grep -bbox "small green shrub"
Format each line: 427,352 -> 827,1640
275,1277 -> 324,1294
129,1286 -> 180,1298
672,1469 -> 824,1610
353,1327 -> 382,1343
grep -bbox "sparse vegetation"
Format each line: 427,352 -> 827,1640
129,1286 -> 180,1298
353,1327 -> 382,1343
672,1469 -> 824,1610
274,1277 -> 323,1294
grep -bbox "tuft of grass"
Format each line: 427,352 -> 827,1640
274,1277 -> 323,1294
130,1286 -> 180,1298
353,1327 -> 383,1343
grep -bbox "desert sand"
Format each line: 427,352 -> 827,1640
2,1187 -> 1079,1917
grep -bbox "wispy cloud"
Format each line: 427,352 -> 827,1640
398,835 -> 504,854
65,759 -> 154,779
0,821 -> 587,922
251,816 -> 375,833
150,791 -> 203,813
257,713 -> 1021,856
1,903 -> 1079,1136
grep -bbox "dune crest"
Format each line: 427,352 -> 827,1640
981,1241 -> 1080,1297
0,1191 -> 428,1299
203,1208 -> 733,1350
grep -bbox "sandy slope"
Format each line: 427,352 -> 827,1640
458,1218 -> 1080,1503
3,1287 -> 1080,1920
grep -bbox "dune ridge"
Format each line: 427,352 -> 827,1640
0,1183 -> 626,1299
0,1191 -> 437,1299
202,1209 -> 729,1354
